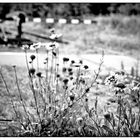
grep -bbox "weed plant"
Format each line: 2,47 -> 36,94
0,28 -> 140,137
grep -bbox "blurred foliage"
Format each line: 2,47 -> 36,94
0,3 -> 140,19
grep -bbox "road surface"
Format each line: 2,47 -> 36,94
0,52 -> 139,75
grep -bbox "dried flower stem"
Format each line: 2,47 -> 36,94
0,68 -> 26,129
36,49 -> 39,72
25,50 -> 42,125
13,66 -> 34,130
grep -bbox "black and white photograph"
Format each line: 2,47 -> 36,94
0,1 -> 140,137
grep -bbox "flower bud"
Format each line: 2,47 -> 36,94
30,55 -> 36,61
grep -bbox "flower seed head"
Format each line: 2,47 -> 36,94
22,44 -> 29,50
29,68 -> 36,76
30,42 -> 41,50
85,88 -> 90,93
36,72 -> 42,78
56,74 -> 60,78
63,57 -> 69,62
62,67 -> 67,73
49,43 -> 55,48
63,78 -> 69,85
79,60 -> 83,64
69,72 -> 73,76
50,28 -> 55,34
73,63 -> 81,67
69,95 -> 75,101
30,55 -> 36,61
76,117 -> 84,126
80,79 -> 85,84
70,77 -> 73,80
68,68 -> 72,72
115,82 -> 126,89
71,60 -> 75,64
52,51 -> 57,57
104,113 -> 111,120
84,65 -> 89,69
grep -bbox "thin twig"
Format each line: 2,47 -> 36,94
13,66 -> 34,131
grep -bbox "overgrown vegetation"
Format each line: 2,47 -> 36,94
1,3 -> 140,19
0,29 -> 140,137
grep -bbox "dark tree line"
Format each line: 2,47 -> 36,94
0,3 -> 140,19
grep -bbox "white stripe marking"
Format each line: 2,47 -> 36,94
58,18 -> 67,24
71,19 -> 79,24
46,18 -> 54,23
83,19 -> 92,24
33,18 -> 41,23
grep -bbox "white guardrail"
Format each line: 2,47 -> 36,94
26,17 -> 97,24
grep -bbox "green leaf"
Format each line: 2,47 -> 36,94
87,125 -> 98,132
131,114 -> 135,126
102,125 -> 115,136
123,127 -> 129,136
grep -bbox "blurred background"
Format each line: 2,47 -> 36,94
0,3 -> 140,55
0,3 -> 140,73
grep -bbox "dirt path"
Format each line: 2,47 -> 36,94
0,52 -> 139,75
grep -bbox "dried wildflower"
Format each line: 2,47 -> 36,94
36,72 -> 42,78
30,42 -> 41,50
51,42 -> 59,49
63,78 -> 69,85
115,70 -> 125,76
62,67 -> 67,73
43,43 -> 53,51
52,51 -> 57,57
49,43 -> 55,48
79,60 -> 83,64
45,58 -> 48,62
63,57 -> 69,62
50,33 -> 62,40
107,102 -> 110,105
49,28 -> 62,40
44,42 -> 59,51
76,117 -> 84,126
50,34 -> 57,40
69,95 -> 75,101
105,75 -> 117,85
50,28 -> 55,34
85,98 -> 88,102
71,60 -> 75,64
69,72 -> 73,76
29,68 -> 36,76
68,68 -> 72,72
85,88 -> 90,93
104,113 -> 111,120
84,65 -> 89,69
22,44 -> 30,50
12,65 -> 16,68
70,77 -> 73,80
115,82 -> 126,89
80,79 -> 85,84
63,85 -> 68,90
73,63 -> 81,67
108,98 -> 116,103
56,74 -> 60,78
30,55 -> 36,61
